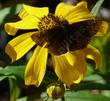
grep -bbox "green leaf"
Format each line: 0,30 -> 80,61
84,74 -> 105,84
101,90 -> 110,97
64,92 -> 110,101
70,74 -> 110,90
17,97 -> 27,101
9,78 -> 21,101
90,36 -> 103,52
0,66 -> 25,79
0,4 -> 21,24
0,74 -> 16,82
103,32 -> 110,48
91,0 -> 104,16
41,91 -> 110,101
0,75 -> 8,81
85,62 -> 95,76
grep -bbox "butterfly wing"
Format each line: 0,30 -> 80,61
67,18 -> 102,51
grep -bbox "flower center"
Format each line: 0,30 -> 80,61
38,13 -> 68,31
31,14 -> 101,55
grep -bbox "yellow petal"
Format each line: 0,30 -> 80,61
5,32 -> 36,62
5,15 -> 39,36
52,52 -> 83,86
24,45 -> 48,87
55,2 -> 74,17
55,1 -> 94,24
19,4 -> 49,19
71,51 -> 87,74
96,21 -> 108,36
65,52 -> 74,66
82,45 -> 101,68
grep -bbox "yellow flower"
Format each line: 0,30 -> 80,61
5,1 -> 108,86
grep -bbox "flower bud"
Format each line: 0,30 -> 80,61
46,83 -> 65,99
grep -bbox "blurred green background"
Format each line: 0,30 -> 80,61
0,0 -> 110,101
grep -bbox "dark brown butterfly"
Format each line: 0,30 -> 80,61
31,18 -> 102,55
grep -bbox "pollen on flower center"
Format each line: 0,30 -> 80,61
38,13 -> 68,31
